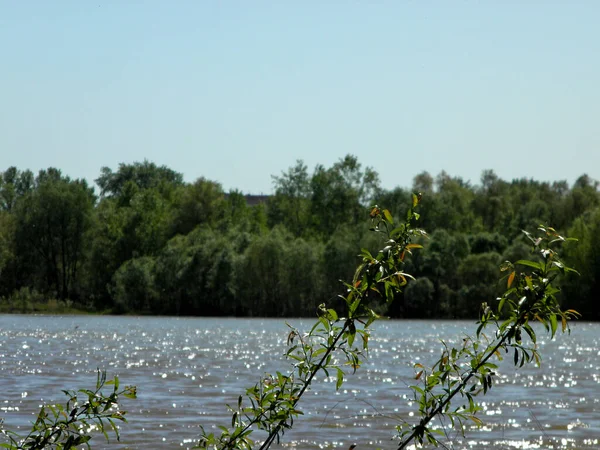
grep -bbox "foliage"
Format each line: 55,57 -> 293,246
0,371 -> 136,450
170,178 -> 227,236
197,197 -> 425,450
0,157 -> 599,317
96,160 -> 184,200
236,226 -> 326,317
0,167 -> 34,212
0,287 -> 45,312
455,252 -> 503,318
403,277 -> 435,317
111,256 -> 158,313
0,212 -> 16,281
152,227 -> 241,315
197,205 -> 579,450
309,155 -> 380,236
267,160 -> 311,236
561,207 -> 600,320
12,170 -> 95,300
395,225 -> 580,448
0,171 -> 584,449
468,232 -> 507,254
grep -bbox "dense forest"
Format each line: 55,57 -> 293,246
0,156 -> 598,320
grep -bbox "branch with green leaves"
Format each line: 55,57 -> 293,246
197,195 -> 426,450
197,203 -> 580,450
395,225 -> 580,448
0,370 -> 137,450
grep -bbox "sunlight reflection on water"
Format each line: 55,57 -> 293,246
0,316 -> 598,449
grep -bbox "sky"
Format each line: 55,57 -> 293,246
1,1 -> 599,194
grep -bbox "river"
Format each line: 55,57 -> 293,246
0,315 -> 598,449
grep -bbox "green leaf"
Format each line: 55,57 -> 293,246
469,415 -> 483,426
312,348 -> 326,357
383,209 -> 394,225
410,385 -> 425,396
342,321 -> 355,347
335,368 -> 344,390
549,314 -> 557,338
384,282 -> 393,303
515,260 -> 543,271
523,324 -> 536,344
327,308 -> 338,321
467,393 -> 475,412
498,296 -> 506,314
390,225 -> 406,237
525,276 -> 534,291
123,388 -> 137,399
360,248 -> 374,261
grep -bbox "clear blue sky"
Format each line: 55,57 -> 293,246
1,2 -> 599,194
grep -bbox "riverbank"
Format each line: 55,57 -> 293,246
0,298 -> 99,315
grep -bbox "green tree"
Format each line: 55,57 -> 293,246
85,198 -> 127,309
170,177 -> 227,236
469,232 -> 508,254
472,169 -> 510,232
96,160 -> 184,200
562,174 -> 600,225
412,171 -> 434,195
456,252 -> 503,317
372,186 -> 412,222
111,256 -> 158,313
562,207 -> 600,320
153,227 -> 242,315
222,189 -> 267,233
0,211 -> 16,294
89,187 -> 173,296
0,167 -> 34,212
407,229 -> 470,317
310,155 -> 380,235
500,240 -> 532,264
87,189 -> 173,310
125,188 -> 174,256
320,224 -> 365,303
409,171 -> 477,233
404,277 -> 435,317
236,226 -> 326,316
13,169 -> 95,300
432,171 -> 477,233
278,236 -> 325,316
87,163 -> 184,309
268,160 -> 311,236
236,226 -> 290,316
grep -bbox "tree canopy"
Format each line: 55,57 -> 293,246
0,158 -> 598,319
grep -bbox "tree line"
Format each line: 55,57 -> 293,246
0,156 -> 598,319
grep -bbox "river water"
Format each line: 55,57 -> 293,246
0,315 -> 598,449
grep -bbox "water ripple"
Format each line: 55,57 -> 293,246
0,316 -> 598,449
